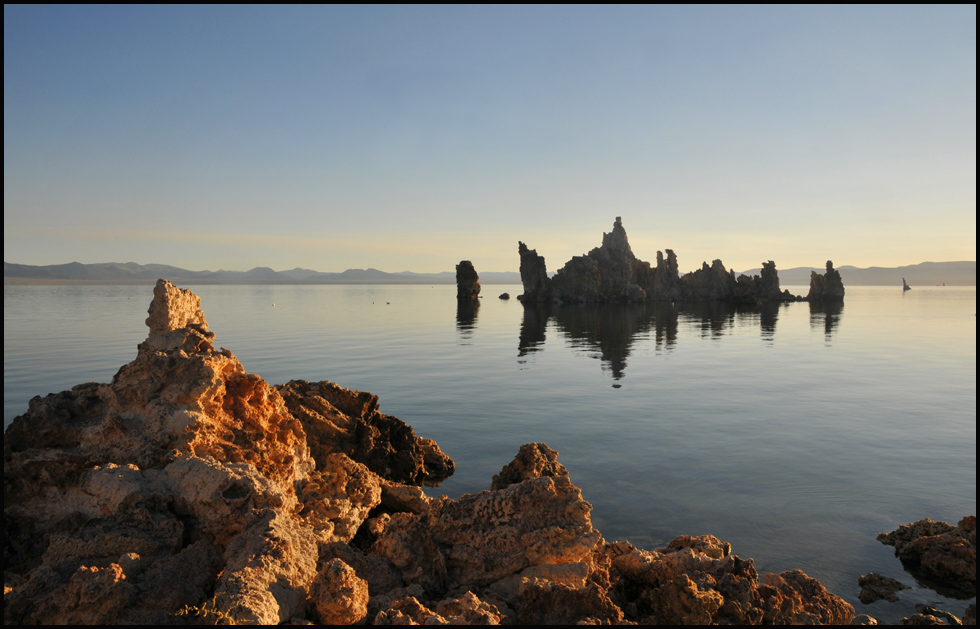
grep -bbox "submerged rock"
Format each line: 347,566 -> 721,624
5,279 -> 856,625
858,571 -> 909,603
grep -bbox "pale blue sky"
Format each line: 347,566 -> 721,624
4,5 -> 976,273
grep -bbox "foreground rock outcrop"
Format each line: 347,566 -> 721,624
518,217 -> 817,305
5,280 -> 855,624
877,516 -> 976,598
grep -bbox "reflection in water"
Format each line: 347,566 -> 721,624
518,300 -> 831,380
553,304 -> 656,380
809,301 -> 843,343
760,302 -> 779,344
518,303 -> 549,361
650,303 -> 679,353
518,302 -> 682,380
680,301 -> 737,340
518,302 -> 683,377
455,299 -> 480,341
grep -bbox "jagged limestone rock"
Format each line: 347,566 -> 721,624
3,279 -> 451,625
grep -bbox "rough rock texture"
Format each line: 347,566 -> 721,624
908,604 -> 964,625
490,442 -> 569,491
898,613 -> 948,625
877,516 -> 976,596
5,279 -> 857,625
609,541 -> 853,625
374,591 -> 507,624
365,443 -> 852,625
455,260 -> 481,300
276,379 -> 454,486
858,572 -> 909,603
807,260 -> 846,301
3,279 -> 451,625
518,218 -> 808,304
309,558 -> 369,624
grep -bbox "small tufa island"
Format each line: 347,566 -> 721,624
518,217 -> 845,305
6,280 -> 878,625
455,260 -> 481,301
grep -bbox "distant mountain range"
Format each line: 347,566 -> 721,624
4,260 -> 975,286
2,262 -> 522,285
735,261 -> 975,287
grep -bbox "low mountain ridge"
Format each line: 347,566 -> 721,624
4,260 -> 973,286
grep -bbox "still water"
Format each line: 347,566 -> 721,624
4,283 -> 976,621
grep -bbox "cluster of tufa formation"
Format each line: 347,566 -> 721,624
518,218 -> 844,305
5,280 -> 862,624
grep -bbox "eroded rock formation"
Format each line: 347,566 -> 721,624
877,516 -> 976,597
807,260 -> 846,301
5,280 -> 856,624
518,218 -> 813,304
276,379 -> 453,486
455,260 -> 481,300
517,242 -> 551,303
4,280 -> 450,624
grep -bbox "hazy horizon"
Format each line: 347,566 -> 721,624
4,6 -> 976,274
4,257 -> 978,275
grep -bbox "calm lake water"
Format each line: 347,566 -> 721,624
4,283 -> 976,621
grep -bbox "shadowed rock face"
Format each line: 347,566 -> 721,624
858,572 -> 908,604
517,241 -> 551,302
807,260 -> 846,301
455,260 -> 481,300
276,379 -> 454,486
518,218 -> 811,304
551,217 -> 647,303
5,280 -> 856,625
877,516 -> 976,598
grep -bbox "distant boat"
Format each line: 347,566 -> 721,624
902,278 -> 911,291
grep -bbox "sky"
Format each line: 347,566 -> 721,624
4,5 -> 976,274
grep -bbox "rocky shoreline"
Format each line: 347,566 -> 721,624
3,280 -> 971,624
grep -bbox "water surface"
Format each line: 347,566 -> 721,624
4,284 -> 975,621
